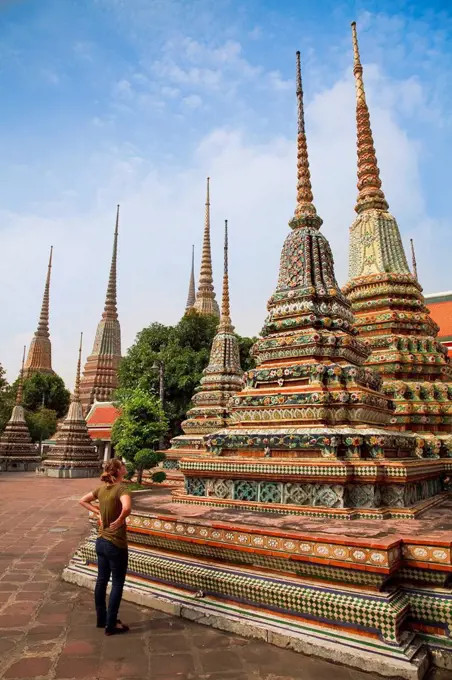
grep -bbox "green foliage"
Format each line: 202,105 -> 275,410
125,462 -> 136,480
134,448 -> 166,484
118,312 -> 257,439
0,364 -> 13,432
19,373 -> 70,418
111,389 -> 168,463
25,407 -> 58,444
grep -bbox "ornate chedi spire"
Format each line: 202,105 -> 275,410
0,346 -> 40,472
166,219 -> 243,474
289,52 -> 322,232
41,333 -> 100,478
176,51 -> 444,518
185,245 -> 196,314
343,23 -> 452,453
24,246 -> 54,377
410,238 -> 418,280
79,205 -> 122,414
193,178 -> 220,317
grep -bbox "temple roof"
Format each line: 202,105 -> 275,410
86,401 -> 120,427
425,292 -> 452,342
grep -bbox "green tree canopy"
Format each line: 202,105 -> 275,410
112,388 -> 168,460
118,313 -> 257,439
0,363 -> 14,432
20,373 -> 70,418
25,407 -> 58,445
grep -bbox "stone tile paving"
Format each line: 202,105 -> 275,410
0,472 -> 450,680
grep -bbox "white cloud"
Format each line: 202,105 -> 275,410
182,94 -> 202,109
113,78 -> 134,100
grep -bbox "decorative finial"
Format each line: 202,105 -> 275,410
289,51 -> 322,230
16,345 -> 26,406
220,219 -> 231,324
73,332 -> 83,402
410,238 -> 418,280
194,176 -> 219,316
37,246 -> 53,337
351,22 -> 389,214
103,205 -> 119,320
185,244 -> 196,313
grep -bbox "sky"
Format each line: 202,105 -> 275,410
0,0 -> 451,387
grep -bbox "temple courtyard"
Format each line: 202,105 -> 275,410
0,473 -> 452,680
0,475 -> 450,680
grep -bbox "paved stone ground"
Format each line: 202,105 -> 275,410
0,474 -> 451,680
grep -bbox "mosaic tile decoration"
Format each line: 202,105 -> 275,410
66,552 -> 425,669
126,511 -> 399,575
78,537 -> 409,644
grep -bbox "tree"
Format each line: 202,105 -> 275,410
118,312 -> 257,439
25,407 -> 58,446
134,449 -> 166,485
20,373 -> 70,418
111,389 -> 168,484
0,363 -> 13,433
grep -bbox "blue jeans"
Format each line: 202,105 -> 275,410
94,537 -> 128,629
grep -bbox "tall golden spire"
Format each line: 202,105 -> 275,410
410,238 -> 418,280
37,246 -> 53,338
79,205 -> 122,413
289,52 -> 322,230
194,177 -> 220,317
103,205 -> 119,321
73,333 -> 83,402
24,246 -> 54,376
351,21 -> 389,214
219,220 -> 233,331
16,346 -> 26,406
185,245 -> 196,313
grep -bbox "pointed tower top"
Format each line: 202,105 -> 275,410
289,52 -> 322,231
410,238 -> 418,280
351,22 -> 389,214
36,246 -> 53,338
73,333 -> 83,403
16,346 -> 26,406
103,205 -> 119,321
194,177 -> 220,317
219,220 -> 234,332
185,245 -> 196,313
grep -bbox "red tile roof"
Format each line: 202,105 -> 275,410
86,402 -> 120,426
86,402 -> 120,440
425,291 -> 452,341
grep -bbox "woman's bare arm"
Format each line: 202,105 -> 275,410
79,491 -> 100,517
109,494 -> 132,531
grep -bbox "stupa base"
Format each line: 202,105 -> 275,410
37,465 -> 100,478
0,457 -> 41,472
160,435 -> 211,486
63,488 -> 452,678
63,560 -> 428,680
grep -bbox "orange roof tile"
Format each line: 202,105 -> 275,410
86,402 -> 120,427
425,291 -> 452,340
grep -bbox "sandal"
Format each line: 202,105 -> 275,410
105,619 -> 130,636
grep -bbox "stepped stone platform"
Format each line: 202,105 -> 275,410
64,487 -> 452,680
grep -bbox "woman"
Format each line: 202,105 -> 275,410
79,458 -> 132,636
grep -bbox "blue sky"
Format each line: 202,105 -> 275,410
0,0 -> 451,386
